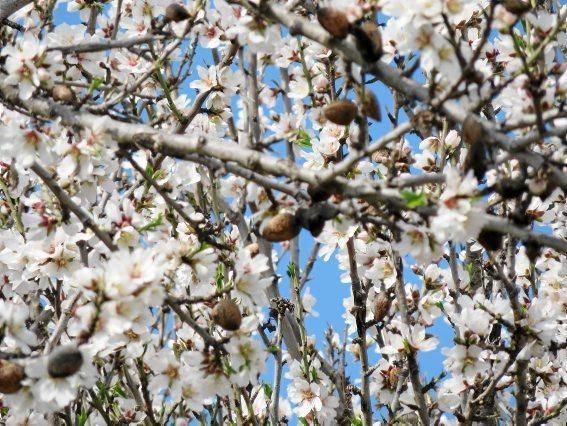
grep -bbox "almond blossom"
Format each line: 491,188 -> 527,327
0,0 -> 564,424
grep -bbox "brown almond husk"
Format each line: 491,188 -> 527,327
0,360 -> 25,394
212,299 -> 242,331
47,345 -> 83,378
373,292 -> 391,322
317,7 -> 350,39
165,3 -> 191,22
477,229 -> 503,251
352,21 -> 383,62
503,0 -> 532,15
361,90 -> 381,121
52,85 -> 76,104
262,212 -> 301,242
464,142 -> 487,181
324,100 -> 357,126
524,239 -> 541,263
462,115 -> 484,145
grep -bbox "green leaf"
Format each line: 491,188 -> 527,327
511,29 -> 527,50
87,77 -> 104,95
287,262 -> 297,279
137,213 -> 163,233
112,384 -> 127,398
310,367 -> 319,382
152,169 -> 165,181
402,338 -> 412,353
351,417 -> 363,426
299,418 -> 309,426
295,129 -> 312,149
267,345 -> 280,354
263,383 -> 273,399
215,263 -> 225,291
77,409 -> 89,426
401,190 -> 427,208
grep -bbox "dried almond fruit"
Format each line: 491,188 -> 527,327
212,299 -> 242,331
52,85 -> 76,103
47,345 -> 83,378
165,3 -> 191,23
373,292 -> 391,322
0,360 -> 25,394
503,0 -> 532,15
477,229 -> 503,251
324,100 -> 357,126
352,21 -> 383,62
361,90 -> 381,121
262,212 -> 301,242
462,115 -> 484,145
317,7 -> 350,39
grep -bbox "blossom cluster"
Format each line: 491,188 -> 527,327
0,0 -> 565,425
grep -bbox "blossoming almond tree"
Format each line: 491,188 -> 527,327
0,0 -> 566,424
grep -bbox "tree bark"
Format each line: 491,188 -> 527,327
0,0 -> 32,20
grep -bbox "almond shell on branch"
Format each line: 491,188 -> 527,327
464,141 -> 487,181
361,90 -> 381,121
503,0 -> 532,15
324,100 -> 358,126
47,345 -> 84,378
52,85 -> 76,104
317,7 -> 350,39
462,115 -> 487,180
462,115 -> 484,145
477,229 -> 503,251
165,3 -> 191,22
0,360 -> 25,394
351,20 -> 383,63
373,292 -> 391,322
211,298 -> 242,331
261,212 -> 301,242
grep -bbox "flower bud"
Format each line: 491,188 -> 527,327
261,212 -> 301,242
52,85 -> 76,104
165,3 -> 191,23
212,299 -> 242,331
47,345 -> 83,378
0,360 -> 25,394
324,100 -> 358,126
317,7 -> 350,39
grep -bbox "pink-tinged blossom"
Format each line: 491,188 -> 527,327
431,168 -> 486,243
